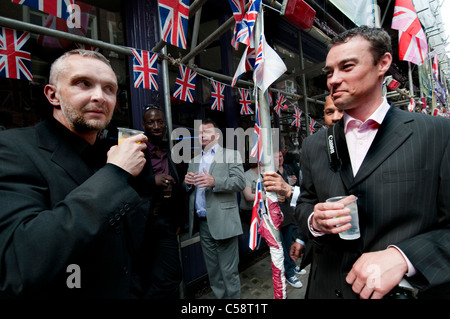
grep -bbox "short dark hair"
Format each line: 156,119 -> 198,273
329,26 -> 392,65
202,118 -> 219,129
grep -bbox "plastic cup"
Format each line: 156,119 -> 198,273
326,195 -> 360,240
117,127 -> 144,145
163,184 -> 172,199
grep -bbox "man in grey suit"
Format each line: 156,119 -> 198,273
184,119 -> 245,299
292,26 -> 450,299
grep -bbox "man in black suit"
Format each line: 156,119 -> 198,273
0,49 -> 152,298
292,26 -> 450,299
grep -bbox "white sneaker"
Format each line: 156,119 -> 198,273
294,266 -> 307,275
286,276 -> 303,288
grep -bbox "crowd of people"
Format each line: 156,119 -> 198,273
0,26 -> 449,300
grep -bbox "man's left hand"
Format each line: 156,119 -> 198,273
194,168 -> 215,188
345,247 -> 408,299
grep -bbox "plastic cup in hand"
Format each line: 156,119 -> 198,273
163,184 -> 172,199
287,175 -> 295,185
117,127 -> 144,145
326,195 -> 360,240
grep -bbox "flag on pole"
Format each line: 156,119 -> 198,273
131,49 -> 158,90
231,46 -> 255,87
273,92 -> 287,116
0,27 -> 32,81
253,33 -> 287,93
228,0 -> 246,49
291,106 -> 302,127
238,88 -> 253,115
158,0 -> 189,49
309,118 -> 317,133
250,100 -> 263,162
12,0 -> 75,20
173,64 -> 197,102
230,0 -> 262,49
249,177 -> 264,250
432,55 -> 439,80
408,98 -> 415,112
391,0 -> 428,65
210,80 -> 225,111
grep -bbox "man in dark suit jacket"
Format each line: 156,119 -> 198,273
0,49 -> 151,298
294,26 -> 450,299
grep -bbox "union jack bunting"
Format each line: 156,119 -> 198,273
231,0 -> 262,49
229,0 -> 245,50
273,93 -> 287,116
12,0 -> 76,20
249,177 -> 264,250
0,27 -> 32,81
309,118 -> 317,134
291,106 -> 302,127
391,0 -> 428,65
210,80 -> 225,111
173,64 -> 196,103
238,88 -> 253,115
132,49 -> 158,90
158,0 -> 189,49
250,101 -> 263,162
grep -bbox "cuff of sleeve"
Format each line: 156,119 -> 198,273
290,186 -> 300,207
308,212 -> 325,237
295,238 -> 306,246
388,245 -> 417,277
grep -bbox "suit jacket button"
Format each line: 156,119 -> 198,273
335,289 -> 343,298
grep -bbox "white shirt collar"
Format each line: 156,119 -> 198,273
344,98 -> 390,132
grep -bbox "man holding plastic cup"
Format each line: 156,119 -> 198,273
294,27 -> 450,299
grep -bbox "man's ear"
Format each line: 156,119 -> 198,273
44,84 -> 61,107
379,52 -> 392,76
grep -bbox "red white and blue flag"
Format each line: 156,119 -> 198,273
273,93 -> 287,116
249,177 -> 264,250
432,55 -> 439,80
228,0 -> 245,49
158,0 -> 189,49
230,0 -> 262,49
231,46 -> 255,87
0,27 -> 32,81
12,0 -> 75,20
291,106 -> 302,127
309,118 -> 317,133
391,0 -> 428,65
132,49 -> 158,90
238,88 -> 253,115
173,64 -> 196,103
210,80 -> 225,111
250,101 -> 263,162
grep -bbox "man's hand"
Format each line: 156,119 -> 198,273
346,247 -> 408,299
155,174 -> 176,187
107,134 -> 147,177
311,201 -> 352,235
289,241 -> 304,262
194,168 -> 215,188
263,171 -> 292,197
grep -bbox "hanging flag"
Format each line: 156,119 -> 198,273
173,64 -> 196,103
407,98 -> 415,112
391,0 -> 428,65
432,55 -> 439,80
249,177 -> 264,250
238,88 -> 253,115
11,0 -> 76,20
291,106 -> 302,127
0,27 -> 32,81
228,0 -> 246,49
309,118 -> 317,133
231,46 -> 255,87
253,32 -> 287,93
250,100 -> 263,162
132,49 -> 159,90
232,0 -> 262,49
158,0 -> 189,49
273,92 -> 287,116
210,80 -> 225,111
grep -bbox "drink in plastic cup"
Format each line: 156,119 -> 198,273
163,184 -> 172,199
326,195 -> 360,240
287,175 -> 295,185
117,127 -> 144,145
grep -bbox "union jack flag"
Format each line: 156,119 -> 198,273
273,93 -> 287,116
309,117 -> 317,134
210,80 -> 225,111
158,0 -> 189,49
291,106 -> 302,127
432,55 -> 439,80
238,88 -> 253,115
231,46 -> 255,87
132,49 -> 158,90
249,177 -> 264,250
391,0 -> 428,65
0,27 -> 32,81
228,0 -> 245,50
250,101 -> 263,162
231,0 -> 262,49
173,64 -> 196,103
12,0 -> 76,20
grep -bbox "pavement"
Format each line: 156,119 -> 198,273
197,251 -> 309,299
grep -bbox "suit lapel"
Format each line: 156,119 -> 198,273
352,107 -> 413,187
334,121 -> 353,191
